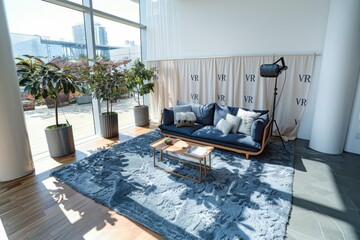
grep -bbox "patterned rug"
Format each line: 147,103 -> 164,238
51,130 -> 294,240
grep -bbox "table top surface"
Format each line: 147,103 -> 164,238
150,137 -> 214,159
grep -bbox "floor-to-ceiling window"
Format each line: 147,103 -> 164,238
4,0 -> 144,156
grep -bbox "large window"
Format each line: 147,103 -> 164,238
93,16 -> 141,61
4,0 -> 144,155
5,0 -> 86,59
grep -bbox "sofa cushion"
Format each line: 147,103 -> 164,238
173,105 -> 192,124
159,123 -> 203,136
251,114 -> 270,142
177,100 -> 215,126
215,118 -> 233,135
191,126 -> 261,150
175,112 -> 196,127
163,108 -> 174,125
225,113 -> 242,133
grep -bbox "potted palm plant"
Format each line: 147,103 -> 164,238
16,55 -> 79,157
125,59 -> 157,126
85,57 -> 130,138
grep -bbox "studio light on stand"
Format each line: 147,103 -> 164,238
260,57 -> 287,149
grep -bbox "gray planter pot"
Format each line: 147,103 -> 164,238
100,113 -> 118,138
76,95 -> 92,104
45,124 -> 75,158
134,105 -> 150,126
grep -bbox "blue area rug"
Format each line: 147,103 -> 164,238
51,130 -> 294,240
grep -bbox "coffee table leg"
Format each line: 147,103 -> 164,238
153,148 -> 156,167
199,161 -> 202,183
204,158 -> 207,176
209,153 -> 212,169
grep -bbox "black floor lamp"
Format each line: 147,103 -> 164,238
260,57 -> 287,148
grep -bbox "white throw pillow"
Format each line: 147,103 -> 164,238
238,117 -> 255,135
215,118 -> 233,135
236,108 -> 261,119
236,108 -> 261,134
225,114 -> 242,134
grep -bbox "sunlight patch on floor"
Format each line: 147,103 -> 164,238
0,218 -> 9,240
42,177 -> 82,224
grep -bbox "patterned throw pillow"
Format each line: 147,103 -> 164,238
238,117 -> 256,135
215,118 -> 234,135
173,105 -> 192,124
236,108 -> 261,135
175,112 -> 196,127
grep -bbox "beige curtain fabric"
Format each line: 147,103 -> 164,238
147,54 -> 315,140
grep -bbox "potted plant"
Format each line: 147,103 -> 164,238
85,57 -> 130,138
16,55 -> 79,157
125,59 -> 157,126
52,57 -> 92,105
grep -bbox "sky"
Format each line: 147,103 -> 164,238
4,0 -> 140,46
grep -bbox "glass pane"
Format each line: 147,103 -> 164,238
93,16 -> 141,61
5,0 -> 86,59
67,0 -> 83,4
92,0 -> 140,23
4,0 -> 94,156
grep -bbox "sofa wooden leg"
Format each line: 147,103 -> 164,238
245,154 -> 249,160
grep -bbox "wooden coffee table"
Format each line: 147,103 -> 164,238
150,137 -> 214,183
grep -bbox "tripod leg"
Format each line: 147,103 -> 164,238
273,120 -> 286,149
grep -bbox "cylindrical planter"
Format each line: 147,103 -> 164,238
134,105 -> 150,126
45,124 -> 75,158
100,112 -> 118,138
76,95 -> 92,105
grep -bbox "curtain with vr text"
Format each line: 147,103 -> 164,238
147,54 -> 315,140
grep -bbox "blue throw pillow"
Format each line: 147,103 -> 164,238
192,103 -> 215,126
228,106 -> 239,116
163,108 -> 174,125
251,114 -> 270,142
177,100 -> 215,126
213,103 -> 230,126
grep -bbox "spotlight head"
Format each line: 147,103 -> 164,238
260,57 -> 288,78
260,64 -> 280,77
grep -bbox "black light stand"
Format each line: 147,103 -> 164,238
260,57 -> 287,149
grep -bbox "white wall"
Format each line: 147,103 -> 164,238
142,0 -> 330,139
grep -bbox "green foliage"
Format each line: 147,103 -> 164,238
16,55 -> 80,127
85,57 -> 130,114
125,59 -> 157,106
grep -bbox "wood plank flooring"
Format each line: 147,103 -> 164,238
0,124 -> 162,240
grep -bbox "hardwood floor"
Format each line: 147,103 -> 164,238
0,124 -> 162,240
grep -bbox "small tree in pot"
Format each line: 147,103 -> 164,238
16,55 -> 79,157
85,57 -> 130,138
125,59 -> 157,126
52,57 -> 92,105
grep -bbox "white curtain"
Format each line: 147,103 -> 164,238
148,54 -> 315,140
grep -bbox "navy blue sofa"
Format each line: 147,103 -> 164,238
158,102 -> 271,159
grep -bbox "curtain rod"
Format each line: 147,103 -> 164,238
145,53 -> 321,62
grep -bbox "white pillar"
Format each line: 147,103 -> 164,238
0,0 -> 34,181
310,0 -> 360,154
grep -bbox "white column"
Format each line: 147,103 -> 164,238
345,74 -> 360,154
0,0 -> 34,181
310,0 -> 360,154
